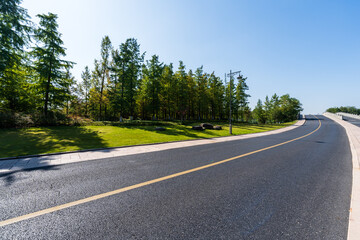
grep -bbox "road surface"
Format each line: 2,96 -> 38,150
0,116 -> 352,239
343,115 -> 360,128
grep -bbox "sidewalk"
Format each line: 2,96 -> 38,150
323,112 -> 360,240
0,120 -> 305,174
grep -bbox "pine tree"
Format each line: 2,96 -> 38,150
208,72 -> 224,120
109,38 -> 143,120
186,69 -> 196,119
93,36 -> 112,120
195,66 -> 208,120
235,73 -> 250,122
253,99 -> 266,124
79,66 -> 91,116
0,0 -> 32,111
159,63 -> 175,120
140,55 -> 163,119
32,13 -> 74,116
174,61 -> 188,121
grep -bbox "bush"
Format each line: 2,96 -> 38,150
0,112 -> 34,128
0,111 -> 70,128
31,111 -> 70,126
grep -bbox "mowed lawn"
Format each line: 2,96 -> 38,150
0,121 -> 296,158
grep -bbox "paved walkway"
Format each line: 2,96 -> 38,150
323,112 -> 360,240
0,120 -> 305,173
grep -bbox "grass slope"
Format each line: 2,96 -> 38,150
0,121 -> 296,158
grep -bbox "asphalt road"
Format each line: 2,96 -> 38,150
343,115 -> 360,127
0,116 -> 352,239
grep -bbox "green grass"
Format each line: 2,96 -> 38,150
0,121 -> 296,158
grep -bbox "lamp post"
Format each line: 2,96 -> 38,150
226,70 -> 241,134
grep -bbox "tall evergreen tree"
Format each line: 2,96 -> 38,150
110,38 -> 143,120
174,61 -> 188,121
208,72 -> 224,120
253,99 -> 267,124
225,75 -> 237,121
140,55 -> 163,119
79,66 -> 91,116
32,13 -> 74,116
0,0 -> 32,111
64,67 -> 75,115
186,69 -> 196,119
195,66 -> 208,120
235,73 -> 250,121
159,63 -> 175,120
93,36 -> 112,120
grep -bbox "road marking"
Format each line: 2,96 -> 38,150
0,117 -> 321,227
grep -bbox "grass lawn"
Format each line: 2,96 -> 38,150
0,121 -> 296,158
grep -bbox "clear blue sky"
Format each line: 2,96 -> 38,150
21,0 -> 360,114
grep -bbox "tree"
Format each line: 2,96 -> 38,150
93,36 -> 112,120
144,55 -> 163,119
195,66 -> 208,120
186,69 -> 196,119
109,38 -> 144,120
235,73 -> 250,122
225,75 -> 237,121
159,63 -> 175,120
32,13 -> 74,116
174,61 -> 188,121
208,72 -> 224,120
64,67 -> 76,115
270,93 -> 281,123
139,55 -> 163,119
0,0 -> 32,111
253,99 -> 267,124
79,66 -> 91,116
279,94 -> 303,122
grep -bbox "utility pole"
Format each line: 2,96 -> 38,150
226,70 -> 241,134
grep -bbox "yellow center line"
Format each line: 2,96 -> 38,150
0,117 -> 321,227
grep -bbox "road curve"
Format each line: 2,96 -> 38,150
0,116 -> 352,239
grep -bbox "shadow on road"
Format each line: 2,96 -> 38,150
0,165 -> 60,187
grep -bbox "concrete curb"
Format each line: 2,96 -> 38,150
0,119 -> 306,174
323,112 -> 360,240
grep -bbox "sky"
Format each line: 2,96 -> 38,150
21,0 -> 360,114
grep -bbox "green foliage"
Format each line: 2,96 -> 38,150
0,0 -> 32,111
208,72 -> 225,120
159,63 -> 176,120
195,66 -> 209,120
235,73 -> 250,121
254,94 -> 303,124
326,106 -> 360,115
0,2 -> 304,129
77,66 -> 92,116
138,55 -> 164,119
253,99 -> 267,124
108,38 -> 144,119
31,13 -> 74,116
91,36 -> 112,120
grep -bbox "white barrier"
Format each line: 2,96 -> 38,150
324,112 -> 343,120
337,112 -> 360,120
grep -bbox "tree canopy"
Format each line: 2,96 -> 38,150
0,0 -> 303,128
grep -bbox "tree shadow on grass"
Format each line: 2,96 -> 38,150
116,123 -> 284,139
115,125 -> 212,139
0,126 -> 108,158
